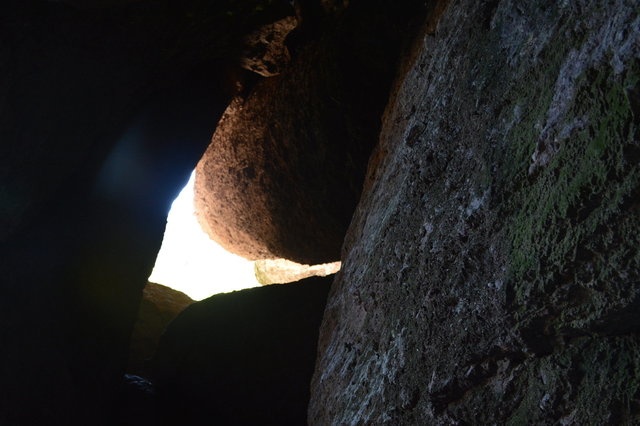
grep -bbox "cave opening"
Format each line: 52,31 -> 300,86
148,170 -> 260,301
129,164 -> 342,378
146,169 -> 342,301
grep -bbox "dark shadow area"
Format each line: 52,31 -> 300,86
146,275 -> 333,426
0,1 -> 429,424
0,1 -> 291,424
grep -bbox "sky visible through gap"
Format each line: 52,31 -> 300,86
148,171 -> 260,301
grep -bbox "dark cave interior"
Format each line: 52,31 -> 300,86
2,1 -> 639,425
1,0 -> 426,424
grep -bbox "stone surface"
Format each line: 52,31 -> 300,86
254,258 -> 341,285
128,282 -> 194,376
152,275 -> 333,426
194,0 -> 429,264
310,0 -> 640,424
241,16 -> 297,77
5,0 -> 637,424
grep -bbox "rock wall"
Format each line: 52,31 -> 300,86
1,1 -> 429,423
310,1 -> 640,424
0,1 -> 292,424
128,282 -> 194,377
3,1 -> 638,424
152,276 -> 332,426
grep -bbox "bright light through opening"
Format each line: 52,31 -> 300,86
149,171 -> 261,301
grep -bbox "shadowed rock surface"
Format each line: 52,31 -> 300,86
2,0 -> 639,424
0,1 -> 293,424
310,0 -> 640,424
240,16 -> 297,77
152,275 -> 333,426
194,0 -> 430,264
128,282 -> 194,377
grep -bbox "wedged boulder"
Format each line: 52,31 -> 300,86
254,258 -> 341,285
310,0 -> 640,424
152,275 -> 333,426
194,0 -> 430,265
128,282 -> 194,376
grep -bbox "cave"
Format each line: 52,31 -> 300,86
2,0 -> 639,425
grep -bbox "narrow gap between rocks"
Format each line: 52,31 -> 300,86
147,170 -> 341,301
148,170 -> 261,301
127,163 -> 341,377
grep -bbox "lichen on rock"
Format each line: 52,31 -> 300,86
309,1 -> 640,424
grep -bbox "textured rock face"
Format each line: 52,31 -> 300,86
194,0 -> 429,264
310,1 -> 640,424
128,282 -> 193,376
254,258 -> 341,285
240,16 -> 297,77
153,275 -> 332,426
